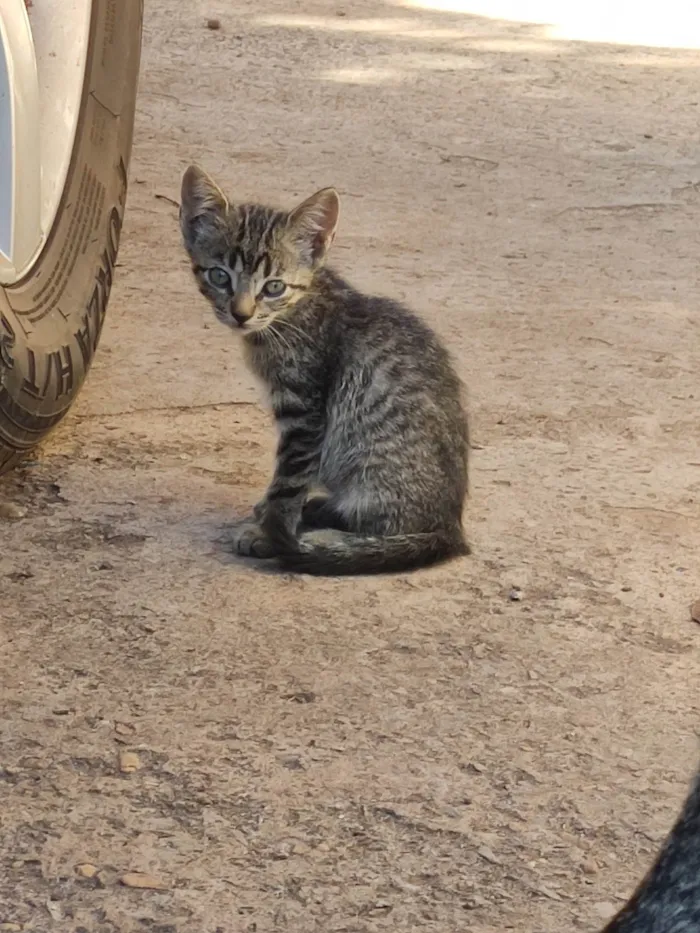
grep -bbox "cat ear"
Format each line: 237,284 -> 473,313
180,164 -> 228,245
287,187 -> 340,266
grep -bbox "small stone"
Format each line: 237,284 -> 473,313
582,858 -> 599,875
76,862 -> 99,879
368,902 -> 392,914
537,884 -> 562,901
466,761 -> 486,774
0,502 -> 26,521
477,846 -> 501,865
593,902 -> 618,921
270,841 -> 294,860
690,599 -> 700,624
45,901 -> 62,921
441,805 -> 461,819
390,877 -> 421,894
282,690 -> 316,704
119,872 -> 168,890
206,18 -> 221,29
463,894 -> 488,909
7,570 -> 33,581
280,755 -> 305,771
508,587 -> 522,601
114,721 -> 135,736
119,751 -> 141,774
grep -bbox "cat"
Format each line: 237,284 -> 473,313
600,765 -> 700,933
179,164 -> 469,575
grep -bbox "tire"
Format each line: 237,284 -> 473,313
0,1 -> 143,474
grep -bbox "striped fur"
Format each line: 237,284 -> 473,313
180,165 -> 469,575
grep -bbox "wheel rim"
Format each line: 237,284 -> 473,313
0,0 -> 92,286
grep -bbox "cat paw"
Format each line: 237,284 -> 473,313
227,520 -> 276,559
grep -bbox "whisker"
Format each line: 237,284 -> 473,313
276,318 -> 318,350
268,325 -> 292,354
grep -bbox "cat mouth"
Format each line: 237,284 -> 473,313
216,309 -> 260,330
244,316 -> 275,332
242,319 -> 279,344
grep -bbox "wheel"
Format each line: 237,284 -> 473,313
0,0 -> 142,473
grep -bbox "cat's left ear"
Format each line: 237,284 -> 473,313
288,188 -> 340,267
180,164 -> 229,247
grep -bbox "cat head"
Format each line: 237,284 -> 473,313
179,165 -> 339,332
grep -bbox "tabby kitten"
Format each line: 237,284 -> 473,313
600,764 -> 700,933
180,164 -> 469,575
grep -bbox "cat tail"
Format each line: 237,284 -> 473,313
265,518 -> 469,576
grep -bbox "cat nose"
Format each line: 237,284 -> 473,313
231,294 -> 254,327
231,310 -> 251,327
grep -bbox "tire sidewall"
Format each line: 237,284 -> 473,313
0,0 -> 142,468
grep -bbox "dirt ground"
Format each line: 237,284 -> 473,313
2,1 -> 700,931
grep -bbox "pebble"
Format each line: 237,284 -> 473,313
119,872 -> 168,890
76,863 -> 99,879
119,751 -> 141,774
463,894 -> 488,909
593,901 -> 618,921
508,586 -> 522,601
206,18 -> 221,29
270,841 -> 294,860
280,754 -> 305,771
114,721 -> 136,736
537,884 -> 562,901
477,845 -> 502,865
441,805 -> 461,819
0,502 -> 26,521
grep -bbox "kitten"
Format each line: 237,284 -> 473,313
180,165 -> 469,575
600,766 -> 700,933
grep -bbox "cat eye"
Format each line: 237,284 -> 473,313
207,266 -> 231,289
261,279 -> 286,299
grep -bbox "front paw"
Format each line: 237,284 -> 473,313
228,520 -> 276,559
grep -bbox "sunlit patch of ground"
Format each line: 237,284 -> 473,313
396,0 -> 700,49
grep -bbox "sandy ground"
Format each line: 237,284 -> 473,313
2,1 -> 700,931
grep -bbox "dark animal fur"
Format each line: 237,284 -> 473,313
601,767 -> 700,933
